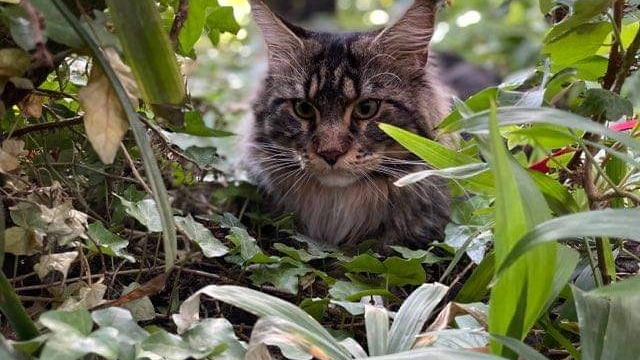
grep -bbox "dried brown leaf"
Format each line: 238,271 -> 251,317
4,226 -> 43,256
78,48 -> 140,164
34,251 -> 79,279
0,139 -> 25,173
18,94 -> 45,118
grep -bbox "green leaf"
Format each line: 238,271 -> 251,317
383,257 -> 427,286
387,283 -> 448,353
543,0 -> 611,42
183,111 -> 234,137
343,254 -> 386,274
365,305 -> 389,356
206,6 -> 240,34
249,316 -> 344,360
174,285 -> 353,360
589,275 -> 640,298
226,227 -> 279,264
107,0 -> 185,105
484,106 -> 556,358
366,347 -> 508,359
440,107 -> 640,153
577,88 -> 634,122
115,196 -> 162,232
182,318 -> 247,359
495,209 -> 640,278
178,0 -> 215,54
87,222 -> 135,262
175,215 -> 229,258
490,334 -> 552,360
249,263 -> 311,295
140,329 -> 194,360
40,309 -> 93,336
456,253 -> 495,303
573,286 -> 640,360
544,22 -> 612,71
30,0 -> 83,48
379,124 -> 494,195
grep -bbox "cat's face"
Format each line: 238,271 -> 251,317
250,0 -> 445,188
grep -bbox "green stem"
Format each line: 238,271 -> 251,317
0,271 -> 39,341
52,0 -> 178,272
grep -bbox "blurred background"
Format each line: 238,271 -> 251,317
187,0 -> 550,165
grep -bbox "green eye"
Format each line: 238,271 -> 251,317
353,99 -> 380,120
293,100 -> 316,120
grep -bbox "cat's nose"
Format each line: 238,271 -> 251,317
317,149 -> 345,166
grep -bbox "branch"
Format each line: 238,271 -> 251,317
169,0 -> 190,47
602,0 -> 624,90
612,26 -> 640,94
10,116 -> 83,138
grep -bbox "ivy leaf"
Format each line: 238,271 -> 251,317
250,264 -> 312,295
175,215 -> 229,258
383,257 -> 427,286
87,222 -> 135,262
577,88 -> 634,121
115,196 -> 162,232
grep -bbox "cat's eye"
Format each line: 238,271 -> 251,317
352,99 -> 380,120
293,100 -> 317,120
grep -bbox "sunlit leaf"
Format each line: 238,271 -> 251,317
365,305 -> 390,356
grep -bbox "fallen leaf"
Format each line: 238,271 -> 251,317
34,251 -> 79,279
59,283 -> 108,310
40,201 -> 89,245
0,139 -> 25,173
4,226 -> 44,256
18,93 -> 45,118
78,48 -> 140,164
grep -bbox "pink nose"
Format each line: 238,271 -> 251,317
317,149 -> 346,166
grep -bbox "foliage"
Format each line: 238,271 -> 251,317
0,0 -> 639,359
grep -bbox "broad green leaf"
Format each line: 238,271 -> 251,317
484,108 -> 556,358
383,257 -> 427,286
328,281 -> 392,302
543,0 -> 611,42
183,111 -> 234,137
589,275 -> 640,298
40,309 -> 94,336
249,316 -> 343,360
206,6 -> 241,34
343,254 -> 386,273
178,0 -> 213,54
174,285 -> 353,359
440,107 -> 640,153
416,329 -> 488,349
0,335 -> 21,360
490,334 -> 551,360
226,227 -> 279,264
456,253 -> 495,303
387,283 -> 448,353
365,305 -> 390,356
495,209 -> 640,278
379,124 -> 494,195
140,330 -> 194,360
87,222 -> 135,262
175,215 -> 229,258
107,0 -> 185,105
366,348 -> 509,360
573,286 -> 640,360
395,163 -> 490,187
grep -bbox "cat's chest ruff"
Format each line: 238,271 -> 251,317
280,180 -> 390,245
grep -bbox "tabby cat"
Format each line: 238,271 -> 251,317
243,0 -> 452,247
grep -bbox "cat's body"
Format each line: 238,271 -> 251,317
243,0 -> 452,247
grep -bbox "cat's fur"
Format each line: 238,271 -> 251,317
243,0 -> 452,247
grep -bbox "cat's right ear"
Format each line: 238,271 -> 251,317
249,0 -> 306,64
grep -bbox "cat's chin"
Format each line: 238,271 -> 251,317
314,171 -> 360,188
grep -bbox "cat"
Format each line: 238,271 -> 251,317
242,0 -> 453,248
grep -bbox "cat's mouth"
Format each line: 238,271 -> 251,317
313,169 -> 360,187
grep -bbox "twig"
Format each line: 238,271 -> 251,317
613,26 -> 640,94
602,0 -> 624,90
120,143 -> 154,195
10,116 -> 83,138
169,0 -> 190,46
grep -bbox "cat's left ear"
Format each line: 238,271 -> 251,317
249,0 -> 308,65
374,0 -> 440,66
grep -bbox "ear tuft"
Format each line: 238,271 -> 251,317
249,0 -> 306,65
374,0 -> 440,65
